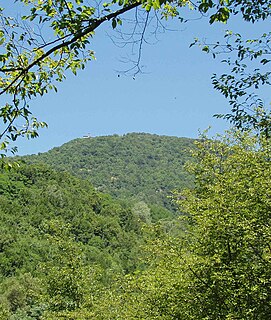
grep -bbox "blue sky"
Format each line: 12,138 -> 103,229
7,4 -> 267,155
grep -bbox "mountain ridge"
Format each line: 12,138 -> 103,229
21,133 -> 195,213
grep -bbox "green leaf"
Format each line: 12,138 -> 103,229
112,18 -> 117,29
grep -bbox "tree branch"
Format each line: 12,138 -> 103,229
0,1 -> 141,96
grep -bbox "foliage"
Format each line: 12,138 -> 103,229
0,163 -> 149,319
178,130 -> 271,318
193,26 -> 271,136
22,133 -> 195,215
1,130 -> 271,319
93,130 -> 271,319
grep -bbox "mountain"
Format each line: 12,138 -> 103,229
1,133 -> 195,318
22,133 -> 195,215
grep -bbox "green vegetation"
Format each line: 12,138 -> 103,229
0,163 -> 153,319
1,130 -> 270,319
89,130 -> 271,319
23,133 -> 195,217
1,1 -> 271,318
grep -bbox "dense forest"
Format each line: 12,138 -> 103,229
22,133 -> 195,219
1,130 -> 271,319
0,163 -> 161,319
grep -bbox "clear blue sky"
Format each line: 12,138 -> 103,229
8,5 -> 267,155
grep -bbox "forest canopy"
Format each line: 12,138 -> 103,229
22,133 -> 195,215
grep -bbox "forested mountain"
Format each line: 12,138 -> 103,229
1,131 -> 270,320
22,133 -> 195,216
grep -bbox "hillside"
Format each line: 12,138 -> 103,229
22,133 -> 195,214
0,163 -> 151,318
0,164 -> 146,276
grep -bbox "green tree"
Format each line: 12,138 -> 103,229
38,219 -> 102,319
0,273 -> 44,320
177,130 -> 271,319
132,201 -> 152,224
95,130 -> 271,319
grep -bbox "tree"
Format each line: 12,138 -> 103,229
195,29 -> 271,136
0,1 -> 271,158
92,130 -> 271,319
178,130 -> 271,318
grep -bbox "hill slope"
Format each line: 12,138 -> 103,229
0,163 -> 153,318
0,164 -> 145,277
23,133 -> 195,212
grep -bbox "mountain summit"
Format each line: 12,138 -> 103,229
23,133 -> 195,212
